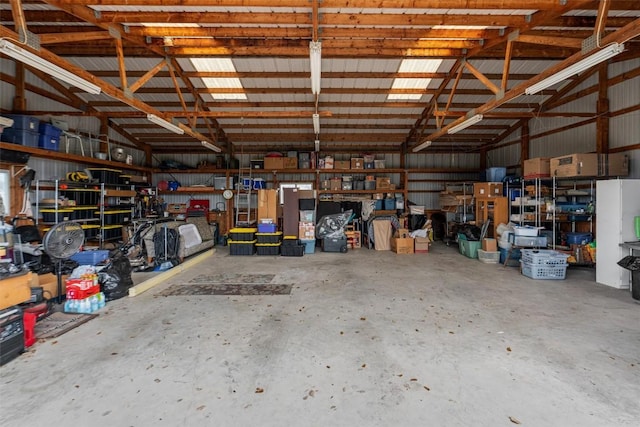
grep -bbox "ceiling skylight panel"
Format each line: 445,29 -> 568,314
191,58 -> 247,100
388,59 -> 442,100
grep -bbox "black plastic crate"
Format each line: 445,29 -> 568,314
256,243 -> 281,255
256,232 -> 283,244
281,244 -> 304,257
40,209 -> 73,223
71,206 -> 97,219
101,225 -> 122,241
86,168 -> 122,184
100,210 -> 131,225
229,240 -> 256,255
282,236 -> 300,246
322,235 -> 348,253
229,228 -> 257,242
82,225 -> 100,239
62,189 -> 100,205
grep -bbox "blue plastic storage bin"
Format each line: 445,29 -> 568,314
38,134 -> 60,151
384,199 -> 395,210
499,247 -> 521,264
374,200 -> 384,210
566,232 -> 592,245
4,114 -> 39,131
70,250 -> 109,265
38,122 -> 62,138
301,239 -> 316,254
1,128 -> 39,147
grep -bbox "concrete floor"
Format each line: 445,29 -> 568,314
1,243 -> 639,426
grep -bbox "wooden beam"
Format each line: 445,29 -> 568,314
464,61 -> 502,95
38,31 -> 111,45
129,59 -> 167,94
501,39 -> 514,92
113,34 -> 128,91
596,64 -> 610,154
520,121 -> 530,169
594,0 -> 612,36
516,35 -> 584,49
12,63 -> 26,112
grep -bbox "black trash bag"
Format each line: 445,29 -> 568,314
98,252 -> 134,301
316,210 -> 353,239
153,227 -> 180,264
617,256 -> 640,271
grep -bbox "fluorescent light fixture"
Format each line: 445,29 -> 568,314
448,114 -> 483,134
412,140 -> 432,153
310,41 -> 322,95
312,113 -> 320,135
315,139 -> 320,152
0,39 -> 101,95
525,43 -> 624,95
201,140 -> 221,153
147,113 -> 185,135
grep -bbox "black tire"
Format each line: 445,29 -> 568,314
340,245 -> 348,253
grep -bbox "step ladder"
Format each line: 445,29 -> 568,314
235,166 -> 255,227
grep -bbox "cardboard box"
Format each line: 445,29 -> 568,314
600,153 -> 629,177
283,157 -> 298,169
167,203 -> 187,214
473,182 -> 503,198
391,236 -> 414,254
351,157 -> 364,169
33,272 -> 67,299
0,272 -> 32,310
257,189 -> 278,222
330,178 -> 342,191
335,160 -> 350,169
376,177 -> 391,190
323,156 -> 334,169
298,221 -> 315,239
414,236 -> 430,253
482,238 -> 497,252
551,153 -> 598,177
524,157 -> 551,178
264,157 -> 284,170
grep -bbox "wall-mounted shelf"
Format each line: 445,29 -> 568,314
0,142 -> 149,173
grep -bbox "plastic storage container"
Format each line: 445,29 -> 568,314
508,234 -> 548,247
565,232 -> 592,245
4,114 -> 39,131
1,128 -> 39,147
477,249 -> 500,264
257,223 -> 277,233
301,239 -> 316,254
499,247 -> 521,264
322,236 -> 348,253
40,208 -> 74,223
101,225 -> 122,241
70,249 -> 110,265
513,226 -> 541,236
86,168 -> 122,184
229,240 -> 256,255
256,232 -> 282,244
520,249 -> 570,266
256,243 -> 281,255
457,233 -> 481,259
281,244 -> 304,256
70,206 -> 98,219
229,227 -> 257,241
521,262 -> 568,280
38,134 -> 60,151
